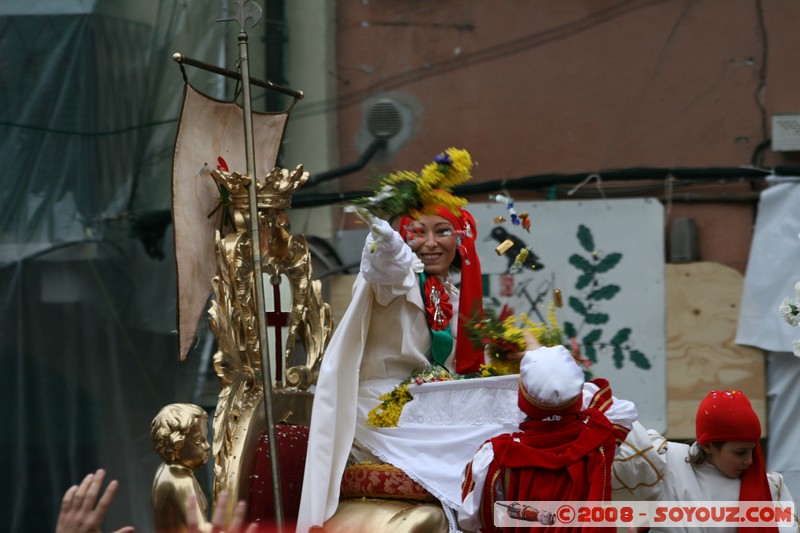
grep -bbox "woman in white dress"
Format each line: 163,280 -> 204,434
297,196 -> 532,533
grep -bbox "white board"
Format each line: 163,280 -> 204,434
470,198 -> 666,431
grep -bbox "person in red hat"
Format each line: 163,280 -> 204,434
459,337 -> 637,532
613,390 -> 798,532
298,150 -> 525,533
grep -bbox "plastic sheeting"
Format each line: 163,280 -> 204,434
765,352 -> 800,505
736,178 -> 800,504
0,1 -> 267,531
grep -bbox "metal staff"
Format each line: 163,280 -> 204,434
219,0 -> 284,529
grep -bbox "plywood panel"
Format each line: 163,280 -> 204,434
666,262 -> 766,440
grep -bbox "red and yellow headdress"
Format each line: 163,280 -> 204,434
399,205 -> 484,374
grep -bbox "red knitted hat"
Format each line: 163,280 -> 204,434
695,390 -> 773,522
695,390 -> 761,445
399,206 -> 484,374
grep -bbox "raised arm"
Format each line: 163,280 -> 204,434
360,217 -> 420,285
612,421 -> 668,501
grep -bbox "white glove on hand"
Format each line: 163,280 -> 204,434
369,217 -> 395,241
359,214 -> 418,284
352,207 -> 394,241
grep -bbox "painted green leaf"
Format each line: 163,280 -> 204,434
613,346 -> 624,369
576,272 -> 594,290
629,350 -> 651,370
595,252 -> 622,273
584,343 -> 597,363
583,329 -> 602,345
610,327 -> 631,346
585,312 -> 609,324
589,285 -> 621,300
564,321 -> 576,339
569,254 -> 593,273
577,224 -> 595,252
569,296 -> 587,316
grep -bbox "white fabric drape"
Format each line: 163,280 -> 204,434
736,178 -> 800,502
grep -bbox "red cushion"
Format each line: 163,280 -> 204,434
340,463 -> 437,502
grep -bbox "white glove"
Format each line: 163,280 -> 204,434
351,207 -> 394,241
360,216 -> 416,283
369,217 -> 395,241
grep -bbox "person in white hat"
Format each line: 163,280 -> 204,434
459,335 -> 637,532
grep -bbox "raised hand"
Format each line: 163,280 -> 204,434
185,492 -> 258,533
368,217 -> 395,241
507,330 -> 542,360
55,469 -> 135,533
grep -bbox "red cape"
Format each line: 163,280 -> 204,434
469,379 -> 627,533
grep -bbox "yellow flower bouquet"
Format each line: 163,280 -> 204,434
350,147 -> 473,222
467,301 -> 566,377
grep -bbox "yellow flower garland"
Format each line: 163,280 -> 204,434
366,383 -> 412,428
366,366 -> 457,428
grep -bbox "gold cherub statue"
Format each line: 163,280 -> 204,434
151,403 -> 212,533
